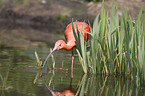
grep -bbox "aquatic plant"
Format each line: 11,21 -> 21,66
0,72 -> 9,90
35,51 -> 42,68
50,48 -> 55,70
73,1 -> 145,85
35,49 -> 55,69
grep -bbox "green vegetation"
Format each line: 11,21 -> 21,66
35,51 -> 42,68
56,13 -> 69,21
0,72 -> 8,90
35,49 -> 55,69
73,1 -> 145,85
0,0 -> 2,7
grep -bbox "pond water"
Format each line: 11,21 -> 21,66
0,24 -> 145,96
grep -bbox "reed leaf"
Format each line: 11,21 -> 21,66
73,0 -> 145,85
72,21 -> 88,73
35,51 -> 41,68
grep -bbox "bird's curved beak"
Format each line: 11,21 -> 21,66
42,45 -> 58,68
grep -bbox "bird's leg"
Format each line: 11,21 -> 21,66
71,49 -> 74,78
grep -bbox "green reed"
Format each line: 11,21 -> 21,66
35,51 -> 42,68
73,1 -> 145,85
35,49 -> 55,70
0,72 -> 9,90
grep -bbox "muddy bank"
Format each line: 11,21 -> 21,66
0,0 -> 144,48
0,0 -> 144,28
0,0 -> 93,31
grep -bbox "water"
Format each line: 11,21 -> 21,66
0,44 -> 83,96
0,23 -> 84,96
0,25 -> 145,96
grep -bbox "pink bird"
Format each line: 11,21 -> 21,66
43,22 -> 90,78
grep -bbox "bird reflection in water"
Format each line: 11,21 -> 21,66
42,75 -> 76,96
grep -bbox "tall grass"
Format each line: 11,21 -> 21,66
73,1 -> 145,85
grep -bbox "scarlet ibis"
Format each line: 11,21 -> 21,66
43,22 -> 90,78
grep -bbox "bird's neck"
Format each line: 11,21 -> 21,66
63,41 -> 76,50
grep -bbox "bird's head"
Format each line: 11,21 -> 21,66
54,40 -> 66,50
42,40 -> 66,68
47,40 -> 66,57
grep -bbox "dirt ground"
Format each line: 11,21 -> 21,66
0,0 -> 145,48
0,0 -> 145,27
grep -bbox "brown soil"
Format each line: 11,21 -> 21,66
0,0 -> 144,48
1,0 -> 145,27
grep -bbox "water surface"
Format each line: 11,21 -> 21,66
0,25 -> 145,96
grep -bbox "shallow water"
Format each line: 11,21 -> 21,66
0,44 -> 84,96
0,25 -> 145,96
